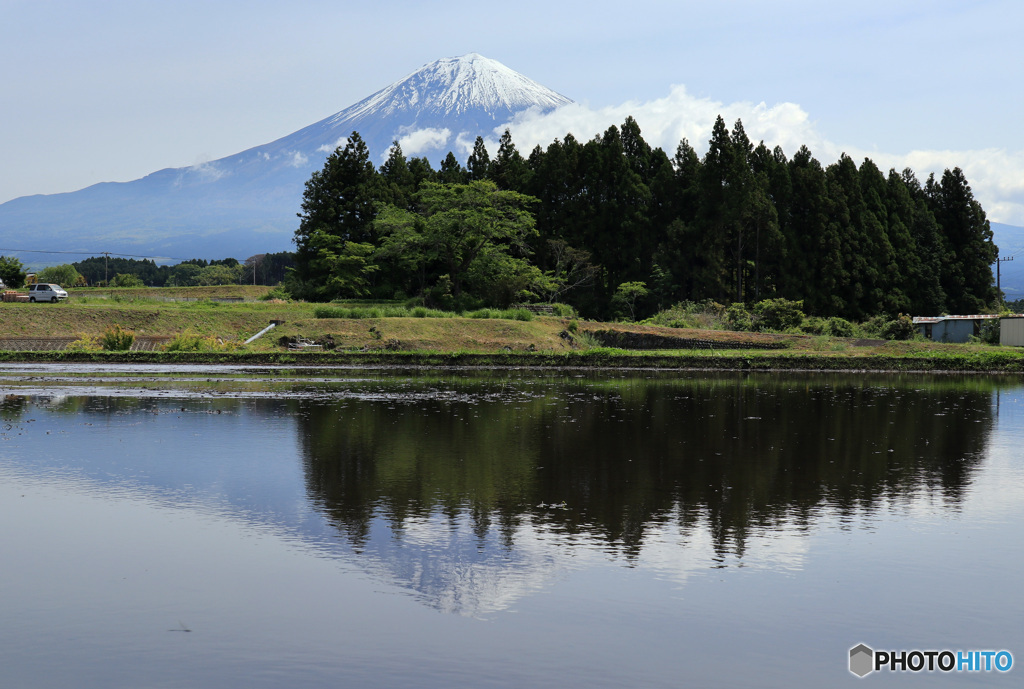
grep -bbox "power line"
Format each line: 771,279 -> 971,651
0,248 -> 188,261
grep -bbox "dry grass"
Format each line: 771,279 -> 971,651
71,284 -> 276,301
0,301 -> 298,339
1,298 -> 1018,359
266,316 -> 575,351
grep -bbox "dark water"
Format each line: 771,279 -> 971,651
1,366 -> 1021,687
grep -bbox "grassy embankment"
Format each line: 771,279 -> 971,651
1,285 -> 1023,372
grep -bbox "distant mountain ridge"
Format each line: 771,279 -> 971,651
992,222 -> 1024,300
0,54 -> 572,264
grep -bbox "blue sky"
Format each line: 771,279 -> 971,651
3,0 -> 1023,223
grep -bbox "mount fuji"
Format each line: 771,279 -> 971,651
0,54 -> 572,264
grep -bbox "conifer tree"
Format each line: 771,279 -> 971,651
292,132 -> 383,299
858,158 -> 905,314
894,169 -> 946,314
379,141 -> 416,210
928,167 -> 997,313
466,136 -> 492,181
694,116 -> 739,300
438,152 -> 468,184
407,156 -> 436,189
491,129 -> 529,191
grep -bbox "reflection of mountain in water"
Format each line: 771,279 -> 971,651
299,374 -> 997,611
0,373 -> 1002,616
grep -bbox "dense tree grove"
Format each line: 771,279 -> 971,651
71,253 -> 294,287
293,120 -> 999,318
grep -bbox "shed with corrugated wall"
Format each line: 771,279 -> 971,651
1000,316 -> 1024,347
913,315 -> 1000,343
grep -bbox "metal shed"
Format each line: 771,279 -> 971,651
912,315 -> 1001,343
1000,316 -> 1024,347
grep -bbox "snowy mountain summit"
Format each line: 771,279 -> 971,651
344,53 -> 573,120
281,53 -> 573,164
0,54 -> 574,261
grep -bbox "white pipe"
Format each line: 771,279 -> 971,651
244,320 -> 283,344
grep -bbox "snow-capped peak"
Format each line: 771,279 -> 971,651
335,53 -> 573,123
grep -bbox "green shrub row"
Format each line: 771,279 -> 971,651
314,305 -> 538,321
646,298 -> 922,341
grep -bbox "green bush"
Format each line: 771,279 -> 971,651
646,300 -> 727,330
575,331 -> 604,349
725,303 -> 755,331
826,317 -> 855,338
260,287 -> 291,301
65,334 -> 101,352
549,303 -> 577,318
753,298 -> 805,332
725,299 -> 805,332
463,307 -> 533,321
800,316 -> 827,335
801,316 -> 855,337
977,319 -> 1000,345
109,273 -> 144,288
314,306 -> 355,319
878,314 -> 917,340
315,304 -> 457,319
100,324 -> 134,351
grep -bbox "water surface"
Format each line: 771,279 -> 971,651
1,367 -> 1021,687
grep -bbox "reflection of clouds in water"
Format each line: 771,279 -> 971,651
960,443 -> 1024,521
360,513 -> 593,617
636,515 -> 811,583
4,374 -> 1017,621
354,508 -> 821,617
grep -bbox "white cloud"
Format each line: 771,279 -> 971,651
497,86 -> 1024,226
185,160 -> 226,182
499,85 -> 822,161
288,150 -> 308,167
453,132 -> 476,159
393,127 -> 451,159
317,136 -> 350,154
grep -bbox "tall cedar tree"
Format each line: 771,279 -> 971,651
491,129 -> 529,191
927,168 -> 998,313
296,132 -> 385,276
466,136 -> 492,181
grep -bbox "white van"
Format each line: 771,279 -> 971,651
27,283 -> 68,302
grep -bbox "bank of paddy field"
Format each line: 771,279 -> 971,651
1,286 -> 1023,372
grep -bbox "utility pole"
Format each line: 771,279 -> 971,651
996,256 -> 1014,304
103,251 -> 110,286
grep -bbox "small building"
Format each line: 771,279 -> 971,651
1000,316 -> 1024,347
912,315 -> 1002,343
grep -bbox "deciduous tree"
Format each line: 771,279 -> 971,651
374,180 -> 539,304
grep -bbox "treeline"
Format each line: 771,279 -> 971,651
293,117 -> 998,319
71,253 -> 295,287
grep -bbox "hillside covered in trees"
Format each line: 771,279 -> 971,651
293,116 -> 998,320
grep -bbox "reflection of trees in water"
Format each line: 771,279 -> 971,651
300,374 -> 997,561
0,394 -> 250,417
301,392 -> 540,551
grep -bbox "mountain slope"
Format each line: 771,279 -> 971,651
992,222 -> 1024,299
0,54 -> 572,264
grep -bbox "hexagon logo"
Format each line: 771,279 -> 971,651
850,644 -> 874,677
